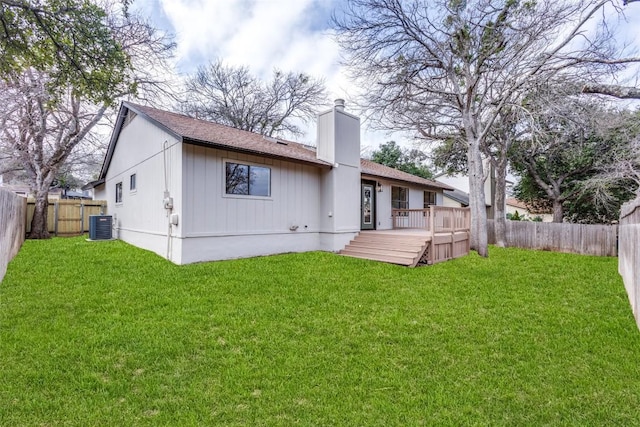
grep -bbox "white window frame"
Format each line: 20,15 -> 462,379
391,186 -> 408,210
424,190 -> 436,208
129,173 -> 137,193
115,182 -> 123,204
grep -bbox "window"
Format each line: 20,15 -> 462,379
115,182 -> 123,203
225,162 -> 271,197
130,173 -> 137,191
424,190 -> 436,207
391,186 -> 408,209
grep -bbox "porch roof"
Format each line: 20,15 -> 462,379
360,159 -> 453,190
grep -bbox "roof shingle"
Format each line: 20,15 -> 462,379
126,102 -> 331,167
118,102 -> 452,190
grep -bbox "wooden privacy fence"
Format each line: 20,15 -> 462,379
487,220 -> 618,257
0,189 -> 27,283
619,197 -> 640,331
26,199 -> 107,236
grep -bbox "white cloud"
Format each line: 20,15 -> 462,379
136,0 -> 640,151
154,0 -> 341,80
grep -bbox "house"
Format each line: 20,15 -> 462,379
88,100 -> 455,265
436,166 -> 496,217
442,188 -> 469,208
506,198 -> 553,222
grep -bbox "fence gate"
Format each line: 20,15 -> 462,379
26,200 -> 107,236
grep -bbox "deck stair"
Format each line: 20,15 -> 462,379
339,231 -> 431,267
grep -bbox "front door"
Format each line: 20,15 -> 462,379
361,182 -> 375,230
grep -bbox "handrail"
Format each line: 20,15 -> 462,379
392,206 -> 471,233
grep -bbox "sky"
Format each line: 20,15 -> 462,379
133,0 -> 398,150
133,0 -> 640,151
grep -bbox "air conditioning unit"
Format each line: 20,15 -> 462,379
89,215 -> 113,240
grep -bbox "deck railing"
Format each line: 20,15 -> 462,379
391,206 -> 471,265
391,206 -> 471,234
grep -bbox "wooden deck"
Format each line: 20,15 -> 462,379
340,207 -> 471,267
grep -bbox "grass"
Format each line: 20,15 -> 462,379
1,237 -> 640,426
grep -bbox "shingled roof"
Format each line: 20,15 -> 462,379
97,102 -> 452,191
360,159 -> 452,190
124,102 -> 331,167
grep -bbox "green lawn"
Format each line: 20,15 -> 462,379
1,238 -> 639,426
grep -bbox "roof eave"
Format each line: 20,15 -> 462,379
182,137 -> 333,169
360,172 -> 453,190
99,102 -> 185,181
81,179 -> 105,191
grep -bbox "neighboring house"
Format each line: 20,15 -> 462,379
442,188 -> 469,208
0,175 -> 91,200
88,100 -> 452,265
437,166 -> 521,219
436,166 -> 495,217
506,198 -> 553,222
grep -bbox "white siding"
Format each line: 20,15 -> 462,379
180,233 -> 322,264
373,180 -> 445,230
102,114 -> 182,261
178,144 -> 330,263
443,195 -> 463,208
182,144 -> 322,237
409,187 -> 424,210
376,183 -> 393,229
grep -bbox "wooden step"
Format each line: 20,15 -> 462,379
346,234 -> 428,245
339,251 -> 415,266
341,246 -> 417,260
346,241 -> 424,252
339,230 -> 432,267
357,233 -> 429,242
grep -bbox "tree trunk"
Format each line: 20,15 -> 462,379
467,139 -> 489,257
29,189 -> 51,239
493,155 -> 508,247
552,200 -> 564,223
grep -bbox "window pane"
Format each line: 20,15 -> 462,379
226,163 -> 249,194
424,190 -> 435,207
130,174 -> 136,191
115,182 -> 122,203
392,186 -> 408,209
363,187 -> 372,224
249,166 -> 270,196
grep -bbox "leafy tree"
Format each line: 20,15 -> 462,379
371,141 -> 433,179
506,211 -> 525,221
334,0 -> 640,256
511,103 -> 640,223
181,60 -> 327,138
0,0 -> 132,103
0,4 -> 175,238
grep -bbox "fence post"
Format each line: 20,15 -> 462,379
429,205 -> 435,236
53,201 -> 59,237
80,203 -> 85,234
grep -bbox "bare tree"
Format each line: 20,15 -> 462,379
0,6 -> 175,239
334,0 -> 640,256
583,84 -> 640,99
181,60 -> 328,138
484,107 -> 524,246
570,113 -> 640,220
